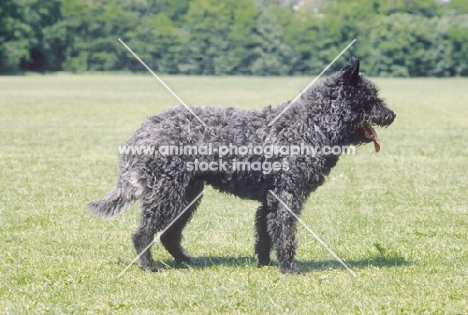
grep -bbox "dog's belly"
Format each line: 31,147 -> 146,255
202,173 -> 268,201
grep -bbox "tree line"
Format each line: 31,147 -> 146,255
1,0 -> 467,76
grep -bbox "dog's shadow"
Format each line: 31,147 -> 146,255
155,253 -> 410,272
296,254 -> 411,273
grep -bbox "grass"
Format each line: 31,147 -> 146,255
0,73 -> 467,314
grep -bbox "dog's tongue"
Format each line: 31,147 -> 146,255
364,124 -> 380,152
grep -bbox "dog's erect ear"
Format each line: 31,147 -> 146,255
341,57 -> 360,86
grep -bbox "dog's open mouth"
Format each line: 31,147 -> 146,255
364,123 -> 380,152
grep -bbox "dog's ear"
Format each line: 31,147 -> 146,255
341,57 -> 360,86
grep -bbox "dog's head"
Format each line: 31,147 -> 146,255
332,57 -> 396,151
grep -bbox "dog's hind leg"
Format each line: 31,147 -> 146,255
255,201 -> 272,267
132,224 -> 158,272
160,180 -> 204,265
131,182 -> 168,272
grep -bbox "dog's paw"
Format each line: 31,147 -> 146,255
257,260 -> 272,268
175,256 -> 199,266
281,268 -> 302,275
280,263 -> 300,274
139,265 -> 159,272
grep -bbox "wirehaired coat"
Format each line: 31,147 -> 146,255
88,58 -> 396,273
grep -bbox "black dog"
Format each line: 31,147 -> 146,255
88,58 -> 395,273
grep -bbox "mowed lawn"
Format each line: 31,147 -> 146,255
0,74 -> 467,314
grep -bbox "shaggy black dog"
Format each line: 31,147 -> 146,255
88,58 -> 395,273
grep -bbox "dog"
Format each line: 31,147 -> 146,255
88,57 -> 396,273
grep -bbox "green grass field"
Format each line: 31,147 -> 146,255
1,74 -> 467,314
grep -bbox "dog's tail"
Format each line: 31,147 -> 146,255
87,177 -> 144,219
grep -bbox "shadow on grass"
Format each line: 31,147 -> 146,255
297,254 -> 411,273
153,253 -> 410,272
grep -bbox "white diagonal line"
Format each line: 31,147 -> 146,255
118,38 -> 207,127
117,190 -> 205,278
269,190 -> 357,277
268,39 -> 356,126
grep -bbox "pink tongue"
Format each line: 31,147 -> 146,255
365,125 -> 381,152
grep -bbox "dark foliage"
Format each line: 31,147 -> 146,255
1,0 -> 467,76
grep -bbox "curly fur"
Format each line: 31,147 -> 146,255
87,58 -> 396,273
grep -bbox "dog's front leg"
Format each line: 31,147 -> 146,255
255,201 -> 272,267
267,192 -> 301,274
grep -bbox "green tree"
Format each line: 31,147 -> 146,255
128,12 -> 187,73
380,0 -> 442,17
444,0 -> 468,13
446,22 -> 468,76
2,0 -> 468,77
272,8 -> 323,74
0,0 -> 30,72
372,14 -> 438,77
22,0 -> 63,71
184,0 -> 232,74
0,0 -> 64,72
184,0 -> 260,74
225,0 -> 258,74
323,0 -> 381,73
250,8 -> 297,75
60,0 -> 138,71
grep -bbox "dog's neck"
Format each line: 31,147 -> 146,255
300,84 -> 356,148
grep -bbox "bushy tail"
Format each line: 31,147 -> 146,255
87,184 -> 138,219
